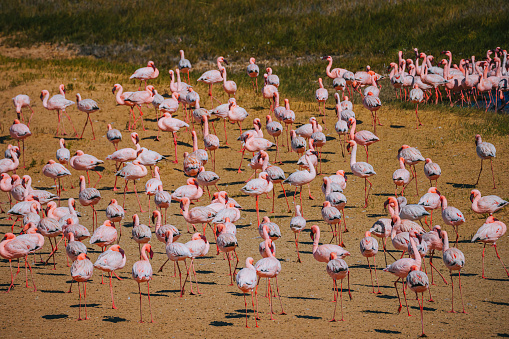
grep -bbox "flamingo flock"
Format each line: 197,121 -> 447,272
0,49 -> 508,337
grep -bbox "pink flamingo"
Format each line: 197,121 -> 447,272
420,53 -> 448,104
290,205 -> 306,262
323,177 -> 348,230
360,231 -> 381,294
70,253 -> 94,320
130,60 -> 159,89
310,119 -> 326,174
145,166 -> 162,212
76,93 -> 99,139
106,124 -> 122,150
265,115 -> 283,163
9,119 -> 31,169
322,201 -> 343,245
157,113 -> 189,162
440,195 -> 465,244
316,78 -> 329,124
322,56 -> 348,79
42,159 -> 71,198
198,56 -> 228,105
202,115 -> 220,170
237,131 -> 274,173
211,98 -> 235,144
94,244 -> 126,309
241,172 -> 272,226
70,150 -> 104,187
348,117 -> 379,163
227,100 -> 249,140
441,230 -> 467,313
347,140 -> 376,207
236,257 -> 259,327
216,223 -> 239,285
63,219 -> 90,242
284,154 -> 316,211
471,216 -> 509,279
362,91 -> 382,134
474,134 -> 497,188
185,233 -> 209,295
417,187 -> 441,225
40,86 -> 78,137
0,233 -> 37,292
282,99 -> 296,150
196,167 -> 220,198
260,151 -> 291,213
124,85 -> 156,131
266,67 -> 280,87
262,78 -> 278,111
295,117 -> 321,139
406,266 -> 430,337
178,50 -> 192,83
383,233 -> 421,315
112,84 -> 137,131
132,214 -> 152,257
154,185 -> 171,223
105,199 -> 125,243
12,94 -> 34,126
22,175 -> 57,205
116,159 -> 147,212
310,225 -> 350,263
171,178 -> 203,202
183,152 -> 202,177
221,67 -> 237,98
132,244 -> 154,323
392,157 -> 411,196
255,238 -> 286,319
369,218 -> 394,266
56,138 -> 74,190
423,158 -> 441,187
45,198 -> 77,220
0,173 -> 13,212
90,220 -> 118,253
163,229 -> 192,297
398,145 -> 425,195
247,58 -> 260,92
470,189 -> 508,215
152,210 -> 180,275
327,252 -> 352,322
420,226 -> 448,288
106,132 -> 142,191
409,84 -> 425,128
78,175 -> 101,231
66,232 -> 87,262
290,130 -> 306,154
180,196 -> 217,235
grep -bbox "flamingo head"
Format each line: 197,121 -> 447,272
429,187 -> 440,195
469,189 -> 480,202
475,134 -> 482,145
249,57 -> 256,64
104,220 -> 114,228
151,210 -> 159,224
77,253 -> 89,261
309,225 -> 319,241
346,140 -> 355,153
111,84 -> 119,94
419,52 -> 426,59
1,233 -> 16,241
148,61 -> 156,70
486,216 -> 498,223
321,56 -> 332,61
110,245 -> 125,257
218,56 -> 228,65
145,244 -> 154,259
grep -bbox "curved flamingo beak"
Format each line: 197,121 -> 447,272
469,193 -> 475,203
119,248 -> 125,257
149,248 -> 154,259
112,86 -> 116,94
223,59 -> 228,65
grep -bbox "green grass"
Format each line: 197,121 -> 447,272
1,0 -> 508,70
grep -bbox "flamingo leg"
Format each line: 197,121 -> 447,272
475,159 -> 483,186
133,181 -> 146,212
295,232 -> 302,263
493,244 -> 509,277
394,277 -> 402,313
330,279 -> 338,322
109,272 -> 117,309
173,132 -> 179,163
490,158 -> 496,189
458,270 -> 467,314
79,114 -> 90,139
448,271 -> 456,313
138,283 -> 144,323
373,255 -> 381,294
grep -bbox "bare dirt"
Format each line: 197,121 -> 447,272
0,57 -> 508,338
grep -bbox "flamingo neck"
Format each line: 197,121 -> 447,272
349,120 -> 356,140
409,237 -> 421,266
203,119 -> 209,137
115,86 -> 124,105
442,232 -> 450,252
312,228 -> 320,254
349,143 -> 357,167
326,59 -> 333,78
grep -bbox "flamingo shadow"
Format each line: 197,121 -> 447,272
42,314 -> 68,320
103,316 -> 127,323
362,309 -> 392,315
446,182 -> 476,189
295,314 -> 322,319
210,320 -> 233,327
375,329 -> 401,334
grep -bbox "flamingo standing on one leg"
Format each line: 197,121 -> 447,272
132,243 -> 154,323
347,140 -> 376,207
12,94 -> 34,126
70,253 -> 94,320
93,245 -> 126,309
76,93 -> 100,139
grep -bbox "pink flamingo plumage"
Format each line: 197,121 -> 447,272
132,243 -> 154,323
157,113 -> 189,162
216,223 -> 239,286
40,85 -> 78,137
112,84 -> 137,131
348,117 -> 379,163
470,189 -> 508,215
106,124 -> 122,150
327,252 -> 352,322
70,253 -> 94,320
360,231 -> 381,294
441,230 -> 467,313
105,199 -> 125,243
246,57 -> 260,92
70,150 -> 104,187
474,134 -> 497,189
315,78 -> 329,124
12,94 -> 34,126
76,93 -> 99,139
115,159 -> 147,213
284,154 -> 316,212
94,244 -> 126,309
185,233 -> 209,295
129,60 -> 159,89
236,257 -> 259,327
198,56 -> 228,106
392,157 -> 411,197
106,132 -> 141,191
423,158 -> 441,187
78,175 -> 101,231
0,233 -> 37,292
471,216 -> 509,279
178,50 -> 192,83
124,85 -> 156,131
42,159 -> 71,198
241,172 -> 272,226
347,140 -> 376,207
9,119 -> 31,169
406,265 -> 429,336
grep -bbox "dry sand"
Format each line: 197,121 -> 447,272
0,58 -> 508,338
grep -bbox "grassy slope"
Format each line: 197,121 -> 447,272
1,0 -> 508,69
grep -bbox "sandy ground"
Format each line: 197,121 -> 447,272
0,59 -> 508,338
